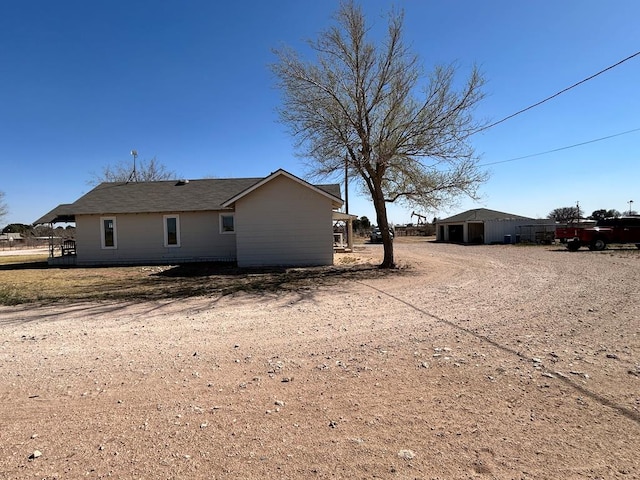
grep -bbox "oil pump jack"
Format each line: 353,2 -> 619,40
411,211 -> 427,225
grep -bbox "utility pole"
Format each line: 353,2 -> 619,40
344,152 -> 349,214
343,152 -> 349,247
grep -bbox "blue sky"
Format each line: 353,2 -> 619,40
1,0 -> 639,226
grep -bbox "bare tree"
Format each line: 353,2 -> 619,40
0,191 -> 8,224
89,157 -> 177,185
272,2 -> 487,267
548,206 -> 582,223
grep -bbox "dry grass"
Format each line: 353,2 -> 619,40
0,253 -> 48,265
0,253 -> 391,306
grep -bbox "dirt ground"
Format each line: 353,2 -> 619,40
1,239 -> 638,479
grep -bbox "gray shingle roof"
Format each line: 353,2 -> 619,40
34,175 -> 342,224
439,208 -> 533,223
33,203 -> 77,225
71,178 -> 263,215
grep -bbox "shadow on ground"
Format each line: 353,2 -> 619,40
0,261 -> 401,306
0,261 -> 50,270
151,262 -> 396,296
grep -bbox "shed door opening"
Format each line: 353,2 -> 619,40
468,223 -> 484,244
448,224 -> 463,242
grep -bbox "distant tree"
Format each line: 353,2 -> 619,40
2,223 -> 32,234
353,216 -> 371,231
53,226 -> 71,239
89,156 -> 177,185
272,2 -> 487,268
548,206 -> 582,223
61,226 -> 76,239
0,191 -> 7,224
32,224 -> 53,238
589,209 -> 620,221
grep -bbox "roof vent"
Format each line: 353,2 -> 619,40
176,179 -> 189,185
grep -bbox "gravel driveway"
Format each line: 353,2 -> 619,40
1,240 -> 638,479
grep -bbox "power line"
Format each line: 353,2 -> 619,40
477,50 -> 640,133
479,127 -> 640,167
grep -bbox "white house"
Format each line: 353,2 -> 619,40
35,169 -> 344,267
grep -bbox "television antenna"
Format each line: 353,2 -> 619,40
127,149 -> 138,182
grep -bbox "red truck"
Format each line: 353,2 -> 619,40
556,217 -> 640,251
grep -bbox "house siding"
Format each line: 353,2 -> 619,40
234,175 -> 334,267
75,211 -> 237,265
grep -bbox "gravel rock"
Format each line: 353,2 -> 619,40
29,450 -> 42,460
398,449 -> 415,460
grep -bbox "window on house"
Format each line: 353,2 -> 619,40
101,217 -> 117,249
220,213 -> 235,234
164,215 -> 181,247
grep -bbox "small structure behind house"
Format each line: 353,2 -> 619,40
436,208 -> 551,244
0,232 -> 24,249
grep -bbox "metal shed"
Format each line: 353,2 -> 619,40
436,208 -> 535,244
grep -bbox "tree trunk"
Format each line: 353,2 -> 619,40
372,183 -> 395,268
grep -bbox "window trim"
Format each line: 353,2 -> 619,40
219,213 -> 235,234
163,214 -> 181,247
100,216 -> 117,249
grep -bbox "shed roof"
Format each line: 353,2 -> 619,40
438,208 -> 533,223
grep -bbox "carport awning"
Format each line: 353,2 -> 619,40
332,211 -> 357,250
333,212 -> 358,221
33,204 -> 76,225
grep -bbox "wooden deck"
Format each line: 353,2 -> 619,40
48,255 -> 77,266
47,239 -> 77,265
